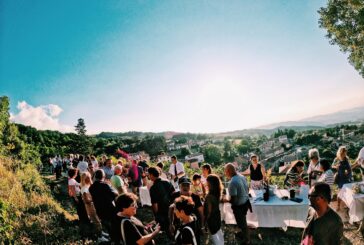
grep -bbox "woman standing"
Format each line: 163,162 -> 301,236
80,172 -> 107,242
204,174 -> 224,245
201,164 -> 212,193
332,146 -> 352,211
174,196 -> 200,245
242,155 -> 266,190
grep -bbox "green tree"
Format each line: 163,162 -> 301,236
74,118 -> 92,155
75,118 -> 87,136
319,0 -> 364,77
180,147 -> 192,158
0,96 -> 10,153
202,144 -> 223,166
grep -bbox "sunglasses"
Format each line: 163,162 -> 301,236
308,194 -> 319,199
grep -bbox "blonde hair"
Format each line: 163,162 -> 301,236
336,146 -> 347,161
81,172 -> 92,187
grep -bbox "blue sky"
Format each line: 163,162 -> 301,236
1,0 -> 363,134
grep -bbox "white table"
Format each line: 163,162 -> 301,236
338,182 -> 364,224
222,187 -> 309,229
139,186 -> 152,206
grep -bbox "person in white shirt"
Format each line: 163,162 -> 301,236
307,148 -> 322,186
318,159 -> 335,188
168,156 -> 185,189
77,155 -> 89,174
91,155 -> 99,170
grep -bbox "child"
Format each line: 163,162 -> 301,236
191,173 -> 205,199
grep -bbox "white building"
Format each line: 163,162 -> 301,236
157,154 -> 171,163
185,153 -> 204,163
278,135 -> 289,144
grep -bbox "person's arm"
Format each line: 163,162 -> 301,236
136,225 -> 160,245
168,203 -> 176,234
176,163 -> 185,178
177,171 -> 185,178
197,205 -> 205,229
351,159 -> 359,169
152,203 -> 158,215
241,168 -> 250,176
124,219 -> 160,245
68,185 -> 78,202
82,192 -> 92,204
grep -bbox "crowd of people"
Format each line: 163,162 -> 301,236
58,146 -> 364,244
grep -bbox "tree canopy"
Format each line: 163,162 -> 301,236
319,0 -> 364,77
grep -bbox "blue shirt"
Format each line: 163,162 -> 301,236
228,173 -> 249,206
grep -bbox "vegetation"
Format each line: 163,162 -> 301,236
0,96 -> 80,243
319,0 -> 364,77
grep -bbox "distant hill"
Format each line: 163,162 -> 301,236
94,106 -> 364,139
257,106 -> 364,130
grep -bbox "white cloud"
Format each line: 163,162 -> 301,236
10,101 -> 73,132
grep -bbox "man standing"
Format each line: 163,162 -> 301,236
302,182 -> 343,245
224,163 -> 251,245
169,177 -> 204,241
77,155 -> 88,174
89,169 -> 118,237
168,156 -> 185,189
148,167 -> 175,233
110,165 -> 128,195
307,148 -> 322,186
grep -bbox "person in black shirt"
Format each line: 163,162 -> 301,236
89,169 -> 118,238
113,193 -> 160,245
302,182 -> 343,245
174,196 -> 199,245
169,177 -> 205,237
148,167 -> 175,233
241,154 -> 266,190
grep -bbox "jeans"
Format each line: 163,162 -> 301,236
231,202 -> 249,243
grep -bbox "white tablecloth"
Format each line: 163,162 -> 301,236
139,186 -> 152,206
338,182 -> 364,224
222,187 -> 309,229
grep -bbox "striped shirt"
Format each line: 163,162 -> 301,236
318,169 -> 335,186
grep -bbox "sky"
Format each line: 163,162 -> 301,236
1,0 -> 363,134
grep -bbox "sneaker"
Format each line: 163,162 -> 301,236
101,231 -> 110,237
97,236 -> 109,243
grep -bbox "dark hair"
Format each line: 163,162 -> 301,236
192,173 -> 201,181
148,166 -> 160,178
157,162 -> 164,169
295,160 -> 305,168
94,169 -> 105,181
171,155 -> 177,161
312,182 -> 331,203
115,193 -> 138,212
206,174 -> 223,200
79,155 -> 84,161
320,159 -> 331,172
202,164 -> 212,174
250,155 -> 258,160
68,168 -> 77,178
175,196 -> 195,215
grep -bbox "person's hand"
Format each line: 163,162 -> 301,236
153,224 -> 161,235
169,224 -> 175,235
